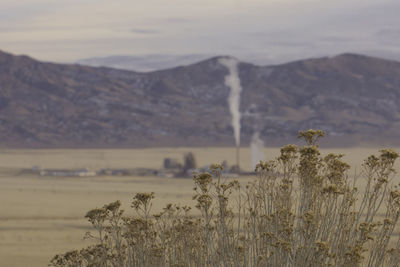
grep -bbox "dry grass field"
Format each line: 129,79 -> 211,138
0,147 -> 399,267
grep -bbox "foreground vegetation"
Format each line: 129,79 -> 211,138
50,130 -> 400,266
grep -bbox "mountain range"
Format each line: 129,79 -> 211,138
1,50 -> 400,148
77,54 -> 214,72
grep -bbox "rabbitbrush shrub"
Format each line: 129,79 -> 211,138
50,130 -> 400,267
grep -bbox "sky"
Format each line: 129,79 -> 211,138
1,0 -> 400,65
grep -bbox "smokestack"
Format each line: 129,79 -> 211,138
251,131 -> 265,170
219,57 -> 243,173
236,145 -> 240,174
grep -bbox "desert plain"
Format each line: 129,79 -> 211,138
0,147 -> 399,267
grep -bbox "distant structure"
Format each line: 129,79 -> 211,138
183,152 -> 197,175
163,158 -> 182,169
40,168 -> 96,177
27,150 -> 251,179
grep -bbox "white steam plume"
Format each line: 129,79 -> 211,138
219,57 -> 243,147
251,132 -> 265,170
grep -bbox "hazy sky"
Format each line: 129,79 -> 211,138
1,0 -> 400,64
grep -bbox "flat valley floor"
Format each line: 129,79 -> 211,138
0,147 -> 399,267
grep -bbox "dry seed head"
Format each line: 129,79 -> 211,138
281,144 -> 298,154
193,173 -> 213,193
132,192 -> 155,209
363,155 -> 379,169
85,207 -> 107,225
303,211 -> 314,224
379,149 -> 399,163
195,194 -> 212,210
315,241 -> 329,251
255,160 -> 276,172
103,200 -> 121,212
278,144 -> 298,163
390,190 -> 400,200
322,184 -> 340,194
299,146 -> 320,156
384,218 -> 394,226
298,129 -> 325,146
210,163 -> 224,172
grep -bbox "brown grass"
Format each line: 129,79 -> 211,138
47,131 -> 400,266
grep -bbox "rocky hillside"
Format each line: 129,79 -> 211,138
1,50 -> 400,148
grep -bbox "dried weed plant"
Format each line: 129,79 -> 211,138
50,130 -> 400,267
